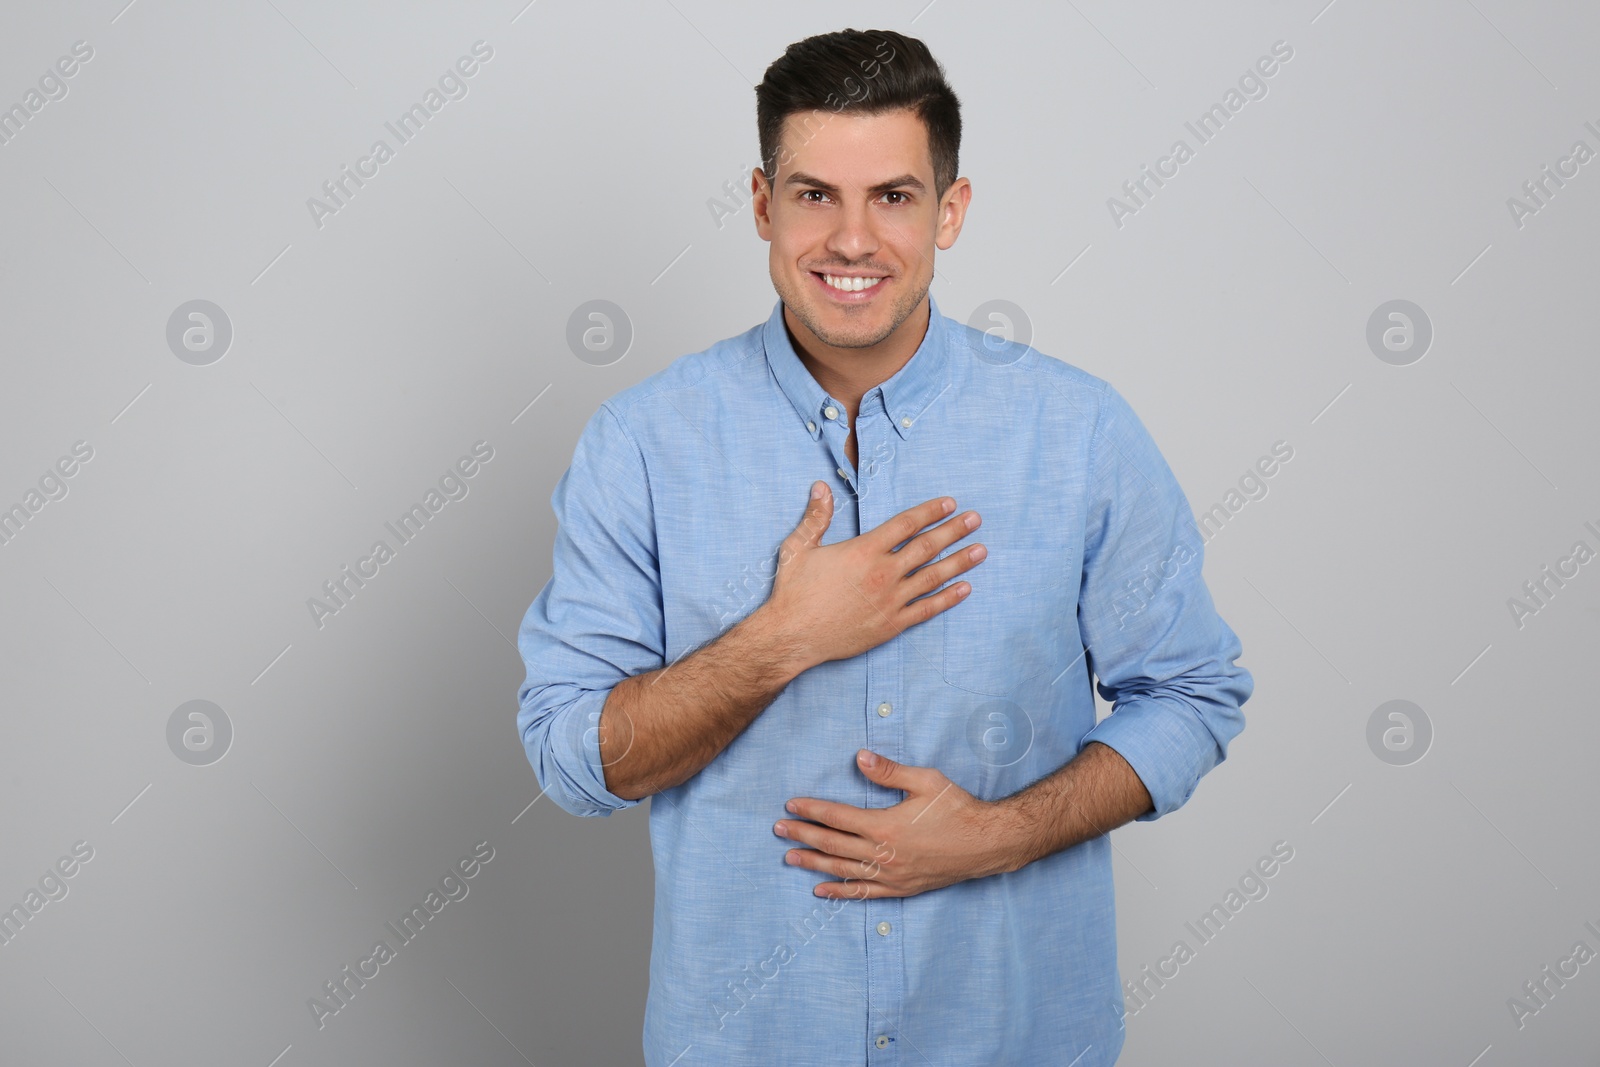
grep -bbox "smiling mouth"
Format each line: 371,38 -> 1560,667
812,271 -> 888,294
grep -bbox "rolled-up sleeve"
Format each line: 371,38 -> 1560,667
516,401 -> 663,818
1076,383 -> 1253,821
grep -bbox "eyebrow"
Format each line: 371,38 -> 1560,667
783,171 -> 927,196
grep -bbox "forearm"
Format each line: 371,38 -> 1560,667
598,606 -> 809,800
990,741 -> 1154,872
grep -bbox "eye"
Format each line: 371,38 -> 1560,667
883,191 -> 910,205
800,189 -> 830,204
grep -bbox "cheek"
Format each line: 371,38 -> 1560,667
774,215 -> 827,254
892,217 -> 938,260
772,243 -> 806,281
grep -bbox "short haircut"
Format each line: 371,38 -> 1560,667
755,28 -> 962,202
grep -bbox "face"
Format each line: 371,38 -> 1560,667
753,108 -> 970,351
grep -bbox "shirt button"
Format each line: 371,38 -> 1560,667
875,1036 -> 889,1049
876,921 -> 891,936
806,420 -> 816,432
877,702 -> 892,717
900,416 -> 912,428
823,405 -> 839,419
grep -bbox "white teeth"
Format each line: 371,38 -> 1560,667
822,273 -> 884,292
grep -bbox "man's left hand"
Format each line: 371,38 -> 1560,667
775,749 -> 1021,899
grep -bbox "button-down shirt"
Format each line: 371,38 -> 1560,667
516,293 -> 1253,1066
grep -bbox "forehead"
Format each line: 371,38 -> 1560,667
776,108 -> 932,180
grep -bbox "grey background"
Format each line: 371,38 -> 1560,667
2,1 -> 1596,1064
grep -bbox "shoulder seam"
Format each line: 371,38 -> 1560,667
1084,378 -> 1114,526
597,400 -> 658,556
604,334 -> 767,419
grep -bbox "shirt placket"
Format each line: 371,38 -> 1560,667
827,389 -> 906,1063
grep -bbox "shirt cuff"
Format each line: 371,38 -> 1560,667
1079,695 -> 1225,821
526,688 -> 645,818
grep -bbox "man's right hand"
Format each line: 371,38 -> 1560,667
758,481 -> 986,674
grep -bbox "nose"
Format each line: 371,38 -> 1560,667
826,199 -> 881,263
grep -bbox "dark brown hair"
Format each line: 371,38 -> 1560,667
755,29 -> 962,202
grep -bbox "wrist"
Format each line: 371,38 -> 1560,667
735,604 -> 813,684
983,797 -> 1037,876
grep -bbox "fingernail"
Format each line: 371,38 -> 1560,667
774,822 -> 788,837
858,749 -> 877,768
811,481 -> 825,499
785,801 -> 797,814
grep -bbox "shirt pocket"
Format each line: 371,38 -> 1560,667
939,542 -> 1072,698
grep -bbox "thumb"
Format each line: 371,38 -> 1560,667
857,749 -> 917,790
787,480 -> 833,550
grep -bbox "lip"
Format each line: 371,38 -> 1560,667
809,270 -> 889,304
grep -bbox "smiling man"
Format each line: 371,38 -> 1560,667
516,27 -> 1253,1067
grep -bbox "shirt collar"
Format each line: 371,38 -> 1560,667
763,292 -> 953,442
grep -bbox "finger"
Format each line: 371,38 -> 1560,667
889,577 -> 970,627
785,845 -> 886,883
816,877 -> 898,900
785,797 -> 870,837
856,749 -> 937,794
783,481 -> 834,552
775,818 -> 874,862
903,538 -> 987,604
891,508 -> 984,582
865,495 -> 959,554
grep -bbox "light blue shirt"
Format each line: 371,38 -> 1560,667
516,293 -> 1252,1066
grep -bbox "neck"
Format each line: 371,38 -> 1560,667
785,297 -> 931,422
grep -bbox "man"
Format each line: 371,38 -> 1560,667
516,27 -> 1252,1066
